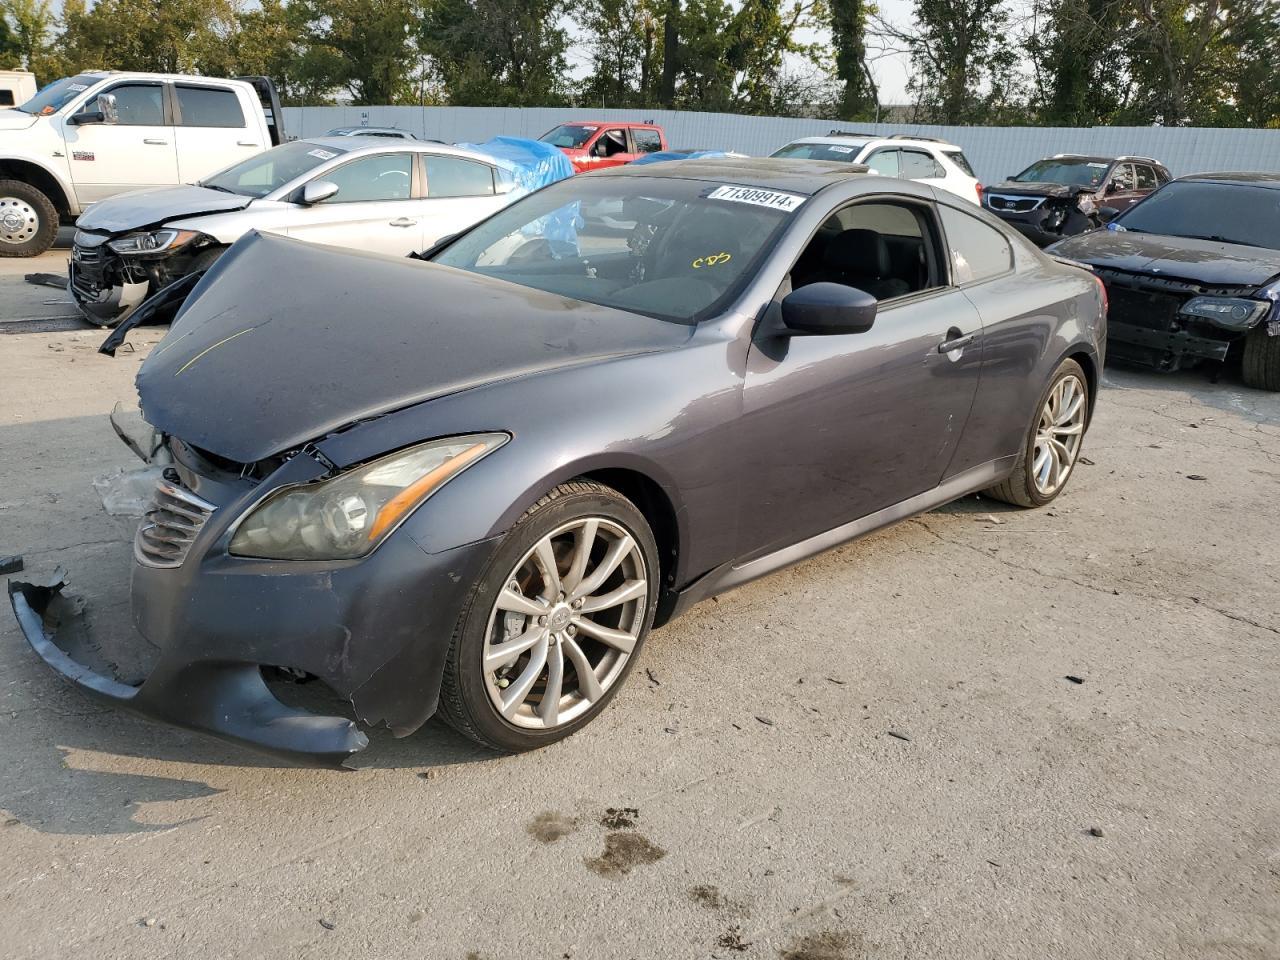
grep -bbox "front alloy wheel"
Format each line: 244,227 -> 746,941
437,481 -> 659,751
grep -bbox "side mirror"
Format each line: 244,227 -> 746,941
98,93 -> 119,124
1096,206 -> 1121,224
780,282 -> 878,336
302,180 -> 339,204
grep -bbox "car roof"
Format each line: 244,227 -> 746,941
326,126 -> 414,136
1177,171 -> 1280,188
559,120 -> 655,127
300,136 -> 495,162
592,156 -> 873,194
783,134 -> 962,151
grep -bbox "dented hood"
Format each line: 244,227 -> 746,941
136,232 -> 691,463
1049,229 -> 1280,288
988,180 -> 1092,199
76,184 -> 253,233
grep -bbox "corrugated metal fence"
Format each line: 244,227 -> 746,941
283,105 -> 1280,184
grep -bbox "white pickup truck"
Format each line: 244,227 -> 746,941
0,71 -> 284,257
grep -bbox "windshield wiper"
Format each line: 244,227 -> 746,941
1181,233 -> 1253,246
199,183 -> 238,195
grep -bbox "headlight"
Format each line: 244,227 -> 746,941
1178,296 -> 1269,330
229,433 -> 508,560
108,229 -> 199,255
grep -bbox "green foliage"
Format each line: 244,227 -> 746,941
420,0 -> 572,106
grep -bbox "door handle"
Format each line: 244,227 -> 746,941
143,138 -> 168,145
389,217 -> 418,228
938,328 -> 977,353
237,140 -> 260,147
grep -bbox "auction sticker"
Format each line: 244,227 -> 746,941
708,185 -> 805,212
307,148 -> 338,160
828,145 -> 855,154
68,83 -> 89,92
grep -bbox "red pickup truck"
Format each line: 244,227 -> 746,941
539,121 -> 667,173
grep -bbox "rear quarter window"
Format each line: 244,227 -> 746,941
945,151 -> 976,178
939,205 -> 1013,283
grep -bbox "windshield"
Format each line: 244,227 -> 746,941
1113,181 -> 1280,251
16,74 -> 102,115
771,141 -> 866,162
201,140 -> 349,198
540,124 -> 598,149
1013,159 -> 1109,188
432,176 -> 802,323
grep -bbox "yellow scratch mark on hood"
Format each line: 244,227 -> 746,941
174,327 -> 254,376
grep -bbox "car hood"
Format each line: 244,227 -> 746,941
0,109 -> 38,131
136,232 -> 691,463
988,180 -> 1092,199
76,185 -> 253,234
1049,229 -> 1280,288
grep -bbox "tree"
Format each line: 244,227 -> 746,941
420,0 -> 571,106
1023,0 -> 1130,125
289,0 -> 418,105
829,0 -> 877,120
57,0 -> 240,75
575,0 -> 661,107
876,0 -> 1022,124
0,14 -> 18,70
1,0 -> 61,79
1125,0 -> 1231,124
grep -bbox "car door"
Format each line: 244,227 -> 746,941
900,148 -> 949,193
736,196 -> 985,557
863,147 -> 899,178
283,151 -> 422,256
173,83 -> 262,184
62,81 -> 178,203
1103,163 -> 1143,210
419,153 -> 508,246
631,126 -> 663,157
584,128 -> 633,171
1132,163 -> 1160,202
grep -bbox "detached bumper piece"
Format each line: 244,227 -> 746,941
8,570 -> 370,768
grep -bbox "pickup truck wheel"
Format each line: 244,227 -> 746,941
0,180 -> 58,258
984,359 -> 1089,507
1241,324 -> 1280,391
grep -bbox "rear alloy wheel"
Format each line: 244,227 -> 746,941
984,359 -> 1089,507
0,180 -> 59,258
437,481 -> 658,751
1241,323 -> 1280,391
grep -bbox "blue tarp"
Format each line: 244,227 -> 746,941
455,136 -> 575,197
630,150 -> 742,166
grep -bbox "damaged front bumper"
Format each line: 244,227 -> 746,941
9,446 -> 500,767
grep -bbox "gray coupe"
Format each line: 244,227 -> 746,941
10,158 -> 1106,765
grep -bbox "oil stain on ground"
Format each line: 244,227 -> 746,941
526,811 -> 576,843
583,832 -> 666,878
688,883 -> 749,918
779,930 -> 864,960
600,806 -> 640,829
717,925 -> 751,952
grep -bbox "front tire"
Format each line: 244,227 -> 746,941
1241,324 -> 1280,391
0,180 -> 58,258
984,359 -> 1089,507
437,480 -> 659,752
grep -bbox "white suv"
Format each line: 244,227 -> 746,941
771,132 -> 982,204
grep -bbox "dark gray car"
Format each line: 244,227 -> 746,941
10,158 -> 1106,765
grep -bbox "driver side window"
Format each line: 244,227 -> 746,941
318,153 -> 413,203
593,129 -> 628,157
84,83 -> 165,126
788,201 -> 943,303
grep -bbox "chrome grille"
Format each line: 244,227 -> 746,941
134,479 -> 216,569
986,193 -> 1046,213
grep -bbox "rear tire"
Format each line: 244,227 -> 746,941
437,480 -> 659,752
0,180 -> 58,258
1241,324 -> 1280,391
984,358 -> 1089,508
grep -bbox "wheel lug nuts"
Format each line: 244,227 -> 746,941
567,625 -> 576,636
538,616 -> 548,626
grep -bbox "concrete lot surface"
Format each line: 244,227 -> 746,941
1,250 -> 1278,960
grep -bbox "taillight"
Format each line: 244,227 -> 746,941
976,182 -> 984,204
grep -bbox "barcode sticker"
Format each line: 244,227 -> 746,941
707,185 -> 806,212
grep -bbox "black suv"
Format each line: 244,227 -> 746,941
984,155 -> 1172,247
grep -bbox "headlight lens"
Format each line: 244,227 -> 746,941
229,433 -> 508,560
1178,296 -> 1268,330
108,229 -> 199,255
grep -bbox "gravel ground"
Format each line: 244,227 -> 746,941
2,250 -> 1278,960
